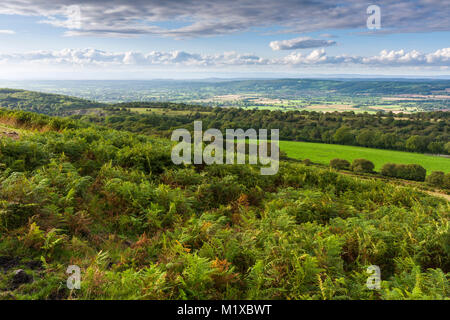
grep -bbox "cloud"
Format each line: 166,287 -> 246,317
361,48 -> 450,66
0,1 -> 448,38
0,49 -> 269,67
270,37 -> 336,50
0,48 -> 449,69
277,48 -> 450,66
0,30 -> 15,34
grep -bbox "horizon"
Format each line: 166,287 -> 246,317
2,75 -> 450,81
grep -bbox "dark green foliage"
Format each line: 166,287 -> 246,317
444,173 -> 450,189
381,163 -> 397,177
0,202 -> 39,231
431,172 -> 450,190
396,164 -> 427,182
381,163 -> 427,181
333,126 -> 355,145
427,142 -> 445,154
330,158 -> 351,170
351,159 -> 375,173
426,171 -> 446,188
406,135 -> 429,153
0,140 -> 50,171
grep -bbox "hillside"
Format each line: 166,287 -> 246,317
2,78 -> 450,99
0,88 -> 105,115
0,109 -> 449,300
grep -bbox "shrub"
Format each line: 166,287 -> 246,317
398,164 -> 426,181
351,158 -> 374,173
381,163 -> 427,182
426,171 -> 445,187
381,163 -> 397,177
443,173 -> 450,189
330,158 -> 350,170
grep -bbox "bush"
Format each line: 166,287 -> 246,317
398,164 -> 426,181
330,158 -> 350,170
426,171 -> 445,187
381,163 -> 427,182
443,173 -> 450,189
351,158 -> 374,173
381,163 -> 397,177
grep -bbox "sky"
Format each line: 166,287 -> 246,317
0,0 -> 449,79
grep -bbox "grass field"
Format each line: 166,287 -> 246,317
279,140 -> 450,173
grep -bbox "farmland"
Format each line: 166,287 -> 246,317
0,79 -> 448,113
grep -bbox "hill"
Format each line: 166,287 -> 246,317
1,79 -> 449,112
0,88 -> 105,115
0,109 -> 448,300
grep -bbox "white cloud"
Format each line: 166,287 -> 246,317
0,48 -> 449,69
0,30 -> 15,34
361,48 -> 450,66
278,49 -> 328,64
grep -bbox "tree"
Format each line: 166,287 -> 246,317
356,129 -> 375,147
427,142 -> 444,154
333,126 -> 355,145
405,135 -> 428,152
445,142 -> 450,154
380,133 -> 398,149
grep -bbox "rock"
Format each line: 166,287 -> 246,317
12,269 -> 33,287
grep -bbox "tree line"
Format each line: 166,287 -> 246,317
76,105 -> 450,155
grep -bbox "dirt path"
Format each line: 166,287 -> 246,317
424,191 -> 450,202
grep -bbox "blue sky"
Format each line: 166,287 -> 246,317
0,0 -> 449,79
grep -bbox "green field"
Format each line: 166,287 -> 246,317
279,140 -> 450,173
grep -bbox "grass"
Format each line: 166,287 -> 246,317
279,140 -> 450,173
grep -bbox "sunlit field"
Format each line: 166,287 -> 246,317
280,140 -> 450,173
